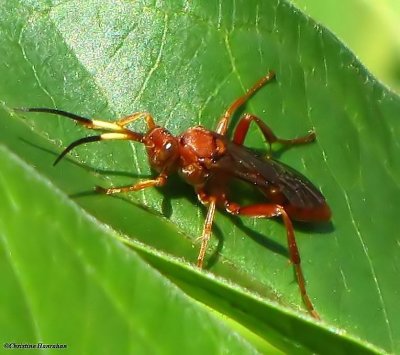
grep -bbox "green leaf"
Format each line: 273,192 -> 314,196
1,0 -> 399,353
0,145 -> 265,354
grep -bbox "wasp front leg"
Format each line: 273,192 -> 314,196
96,173 -> 168,195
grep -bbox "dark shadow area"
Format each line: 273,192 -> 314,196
160,173 -> 195,200
293,219 -> 335,234
70,187 -> 169,220
20,137 -> 150,180
68,188 -> 99,199
225,212 -> 289,259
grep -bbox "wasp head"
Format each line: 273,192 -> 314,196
143,127 -> 179,173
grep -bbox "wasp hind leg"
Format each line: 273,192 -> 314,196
225,200 -> 320,320
233,113 -> 315,151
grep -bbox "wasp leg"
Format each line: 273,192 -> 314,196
116,112 -> 155,130
233,113 -> 315,149
197,199 -> 217,268
225,201 -> 320,320
96,173 -> 168,195
195,190 -> 217,268
195,177 -> 233,268
216,71 -> 276,135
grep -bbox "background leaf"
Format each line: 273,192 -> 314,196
290,0 -> 400,93
1,0 -> 399,353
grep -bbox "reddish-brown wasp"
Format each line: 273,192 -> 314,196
18,71 -> 331,319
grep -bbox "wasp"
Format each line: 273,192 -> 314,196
18,71 -> 331,319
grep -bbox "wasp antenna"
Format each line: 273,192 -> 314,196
54,136 -> 102,166
53,132 -> 138,166
15,107 -> 93,126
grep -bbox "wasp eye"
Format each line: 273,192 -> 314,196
164,141 -> 172,150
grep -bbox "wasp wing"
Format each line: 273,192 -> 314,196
212,140 -> 326,209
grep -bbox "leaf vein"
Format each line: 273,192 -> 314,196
343,192 -> 394,351
131,13 -> 169,107
17,24 -> 57,108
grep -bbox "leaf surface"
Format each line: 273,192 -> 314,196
1,0 -> 399,353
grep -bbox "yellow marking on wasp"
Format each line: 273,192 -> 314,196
100,133 -> 131,140
92,120 -> 124,131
